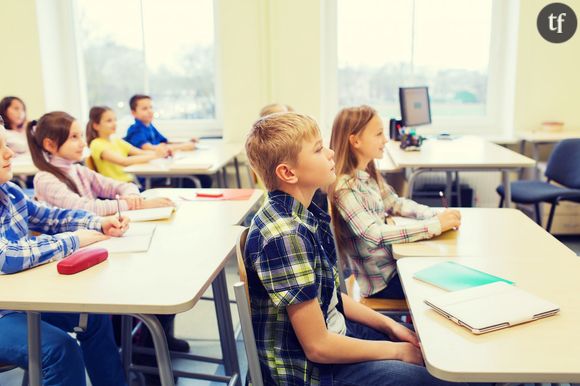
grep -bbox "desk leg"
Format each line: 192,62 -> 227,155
518,140 -> 527,179
121,315 -> 133,381
532,143 -> 541,180
445,171 -> 453,206
407,170 -> 417,199
234,156 -> 242,188
133,314 -> 174,386
212,269 -> 241,386
502,170 -> 512,208
145,177 -> 152,190
454,171 -> 462,207
27,311 -> 42,386
222,167 -> 229,188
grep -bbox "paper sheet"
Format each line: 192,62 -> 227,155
121,207 -> 175,222
91,223 -> 157,253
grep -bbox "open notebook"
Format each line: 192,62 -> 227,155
90,223 -> 157,253
121,207 -> 175,222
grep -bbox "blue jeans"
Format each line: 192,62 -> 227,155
367,274 -> 406,300
332,320 -> 470,386
0,312 -> 126,386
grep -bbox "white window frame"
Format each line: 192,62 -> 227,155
322,0 -> 520,139
38,0 -> 223,138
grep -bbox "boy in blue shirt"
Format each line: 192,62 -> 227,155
124,94 -> 211,187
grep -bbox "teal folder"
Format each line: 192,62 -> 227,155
413,261 -> 514,291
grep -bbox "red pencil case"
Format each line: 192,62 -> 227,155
57,248 -> 108,275
196,192 -> 224,198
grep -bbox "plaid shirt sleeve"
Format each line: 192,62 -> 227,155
0,187 -> 101,274
335,186 -> 441,249
26,196 -> 102,234
0,232 -> 80,274
255,233 -> 318,307
381,182 -> 439,220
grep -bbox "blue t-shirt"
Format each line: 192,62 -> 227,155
124,119 -> 168,148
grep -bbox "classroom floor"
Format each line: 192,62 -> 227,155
1,165 -> 579,385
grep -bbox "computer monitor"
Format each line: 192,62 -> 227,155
399,86 -> 432,127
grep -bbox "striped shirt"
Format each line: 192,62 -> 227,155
245,190 -> 343,386
34,155 -> 140,216
333,170 -> 441,297
0,181 -> 101,317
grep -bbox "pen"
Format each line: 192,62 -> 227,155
115,194 -> 122,222
439,191 -> 457,230
439,191 -> 449,208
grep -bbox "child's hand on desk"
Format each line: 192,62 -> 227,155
101,216 -> 130,237
154,146 -> 171,158
75,229 -> 110,247
142,197 -> 175,209
121,195 -> 144,210
437,209 -> 461,232
181,142 -> 196,151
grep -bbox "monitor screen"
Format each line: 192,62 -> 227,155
399,87 -> 432,127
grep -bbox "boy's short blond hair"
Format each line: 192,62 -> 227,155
246,112 -> 320,191
259,103 -> 294,117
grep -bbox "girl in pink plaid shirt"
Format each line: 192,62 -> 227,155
27,111 -> 174,216
329,106 -> 461,299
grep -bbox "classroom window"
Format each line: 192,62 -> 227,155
75,0 -> 217,125
336,0 -> 494,125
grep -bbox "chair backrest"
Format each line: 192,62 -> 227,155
0,363 -> 18,373
85,155 -> 97,171
236,227 -> 250,301
545,138 -> 580,189
234,228 -> 264,386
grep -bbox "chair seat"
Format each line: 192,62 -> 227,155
0,363 -> 18,372
345,275 -> 409,312
360,297 -> 409,311
497,181 -> 580,204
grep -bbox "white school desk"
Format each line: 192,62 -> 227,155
142,188 -> 264,225
397,256 -> 580,383
518,130 -> 580,179
11,155 -> 37,176
383,136 -> 535,208
392,208 -> 576,259
125,139 -> 244,189
0,198 -> 258,386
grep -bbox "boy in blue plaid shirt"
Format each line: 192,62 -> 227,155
0,117 -> 129,386
244,112 -> 468,386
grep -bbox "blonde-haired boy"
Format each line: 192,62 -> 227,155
244,112 -> 465,386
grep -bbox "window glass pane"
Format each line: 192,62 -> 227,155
337,0 -> 492,120
77,0 -> 144,120
142,0 -> 216,120
76,0 -> 216,122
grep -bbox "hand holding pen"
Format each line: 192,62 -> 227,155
437,191 -> 461,231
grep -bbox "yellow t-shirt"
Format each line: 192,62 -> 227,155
90,138 -> 134,182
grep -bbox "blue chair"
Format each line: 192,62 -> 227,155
497,138 -> 580,232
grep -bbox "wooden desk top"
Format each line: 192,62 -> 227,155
397,256 -> 580,383
0,203 -> 245,315
518,130 -> 580,144
125,140 -> 243,176
142,188 -> 264,225
386,136 -> 534,169
392,208 -> 575,259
